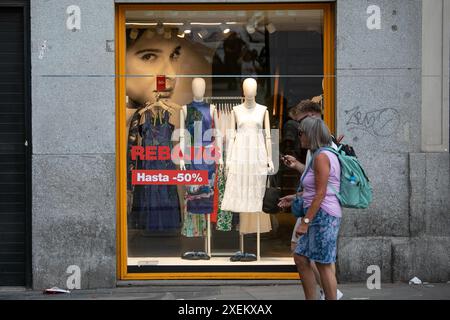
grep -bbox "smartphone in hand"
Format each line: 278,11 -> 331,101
280,153 -> 292,166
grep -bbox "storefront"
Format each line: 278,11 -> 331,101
14,0 -> 448,290
115,3 -> 335,280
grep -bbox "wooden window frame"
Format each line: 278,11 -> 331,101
115,2 -> 336,280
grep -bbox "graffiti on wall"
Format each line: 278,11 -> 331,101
345,106 -> 401,137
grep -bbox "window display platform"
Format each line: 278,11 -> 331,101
128,257 -> 295,266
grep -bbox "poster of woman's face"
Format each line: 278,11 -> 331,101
126,28 -> 213,109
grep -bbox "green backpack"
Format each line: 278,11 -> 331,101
319,146 -> 373,209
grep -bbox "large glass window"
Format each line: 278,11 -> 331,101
118,4 -> 334,278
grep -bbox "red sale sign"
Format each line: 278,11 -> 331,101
156,75 -> 166,92
132,170 -> 209,185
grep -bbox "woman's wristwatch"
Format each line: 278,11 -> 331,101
303,218 -> 310,224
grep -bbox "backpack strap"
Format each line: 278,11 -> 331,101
326,145 -> 370,182
314,146 -> 341,196
297,155 -> 313,192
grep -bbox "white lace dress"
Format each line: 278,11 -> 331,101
221,103 -> 269,213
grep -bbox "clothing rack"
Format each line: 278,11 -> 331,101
201,97 -> 242,258
205,96 -> 244,111
205,96 -> 244,103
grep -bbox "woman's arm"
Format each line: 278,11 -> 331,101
296,152 -> 330,236
277,193 -> 296,208
281,155 -> 305,173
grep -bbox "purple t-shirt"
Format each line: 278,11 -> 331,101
302,150 -> 342,218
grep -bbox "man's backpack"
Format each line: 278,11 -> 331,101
320,146 -> 372,209
331,136 -> 357,157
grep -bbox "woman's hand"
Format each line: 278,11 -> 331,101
278,194 -> 295,208
282,155 -> 304,173
295,220 -> 309,237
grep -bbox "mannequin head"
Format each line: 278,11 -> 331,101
242,78 -> 257,100
192,78 -> 206,101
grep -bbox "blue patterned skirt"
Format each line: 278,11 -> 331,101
294,208 -> 341,264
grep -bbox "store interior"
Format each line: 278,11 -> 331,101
124,8 -> 325,267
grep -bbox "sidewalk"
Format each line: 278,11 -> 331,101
0,281 -> 449,300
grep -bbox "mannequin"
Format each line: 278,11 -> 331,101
222,77 -> 274,210
179,78 -> 222,169
227,78 -> 273,173
179,78 -> 222,260
220,78 -> 274,260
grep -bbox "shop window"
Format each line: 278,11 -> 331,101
117,3 -> 335,279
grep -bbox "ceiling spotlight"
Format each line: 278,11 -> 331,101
184,29 -> 191,34
220,24 -> 231,34
246,24 -> 256,34
129,28 -> 139,40
266,23 -> 276,34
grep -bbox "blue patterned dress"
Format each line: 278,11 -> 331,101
181,101 -> 217,237
129,110 -> 180,232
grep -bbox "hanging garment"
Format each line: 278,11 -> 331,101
184,100 -> 217,214
182,101 -> 217,237
129,110 -> 181,231
181,197 -> 207,237
211,170 -> 219,224
216,164 -> 233,231
221,103 -> 269,213
127,111 -> 141,193
238,212 -> 272,234
214,106 -> 234,232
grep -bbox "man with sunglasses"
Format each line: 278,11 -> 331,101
282,99 -> 344,169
